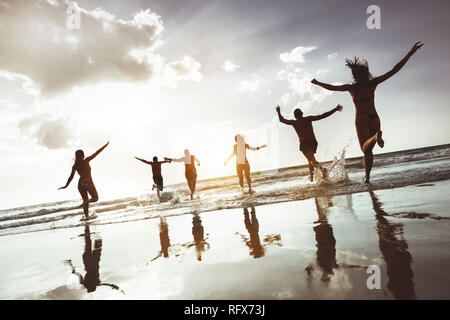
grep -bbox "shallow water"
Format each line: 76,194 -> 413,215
1,180 -> 449,299
1,144 -> 449,237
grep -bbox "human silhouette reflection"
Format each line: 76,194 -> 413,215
191,213 -> 210,261
150,216 -> 171,261
369,191 -> 417,299
65,225 -> 123,294
242,206 -> 265,258
313,196 -> 338,282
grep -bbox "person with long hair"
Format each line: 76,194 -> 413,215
59,142 -> 109,220
224,134 -> 266,194
311,42 -> 424,182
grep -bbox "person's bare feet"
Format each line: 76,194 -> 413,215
309,174 -> 314,182
376,130 -> 384,148
363,176 -> 370,184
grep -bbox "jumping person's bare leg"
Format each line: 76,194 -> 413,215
376,130 -> 384,148
237,166 -> 245,191
88,183 -> 98,204
307,161 -> 314,181
187,179 -> 195,199
82,200 -> 89,219
357,115 -> 381,183
363,151 -> 374,183
78,184 -> 90,219
244,165 -> 252,193
246,175 -> 252,193
305,152 -> 327,180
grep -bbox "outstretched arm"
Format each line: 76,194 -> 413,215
194,156 -> 200,166
311,79 -> 351,91
59,166 -> 76,190
165,156 -> 185,163
248,144 -> 267,151
86,141 -> 109,162
224,149 -> 235,166
307,105 -> 343,121
276,105 -> 296,125
372,41 -> 423,85
135,157 -> 151,165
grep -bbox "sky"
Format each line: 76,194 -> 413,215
0,0 -> 449,209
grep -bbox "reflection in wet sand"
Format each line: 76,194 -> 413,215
236,206 -> 282,259
313,197 -> 338,282
65,224 -> 123,294
150,216 -> 171,261
370,191 -> 417,299
191,213 -> 210,261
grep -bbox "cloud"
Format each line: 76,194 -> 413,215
279,46 -> 317,64
277,47 -> 333,113
0,0 -> 200,96
161,55 -> 202,88
327,52 -> 338,61
238,74 -> 262,93
18,114 -> 74,149
222,60 -> 240,72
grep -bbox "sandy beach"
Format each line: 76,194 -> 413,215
1,178 -> 449,300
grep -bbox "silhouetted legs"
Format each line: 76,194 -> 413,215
303,152 -> 327,181
185,170 -> 197,200
356,115 -> 384,183
236,163 -> 252,193
78,182 -> 98,219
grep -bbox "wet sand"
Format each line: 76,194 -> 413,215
1,180 -> 450,300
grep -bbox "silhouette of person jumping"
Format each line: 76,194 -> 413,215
276,105 -> 343,181
311,42 -> 424,183
59,141 -> 109,220
165,149 -> 201,200
135,156 -> 171,201
224,135 -> 266,194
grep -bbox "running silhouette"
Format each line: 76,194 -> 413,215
276,105 -> 343,181
224,135 -> 266,194
59,141 -> 109,220
311,41 -> 424,183
135,156 -> 171,201
165,149 -> 200,200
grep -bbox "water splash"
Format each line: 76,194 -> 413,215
316,148 -> 349,186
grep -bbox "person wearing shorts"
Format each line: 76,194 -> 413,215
276,104 -> 343,181
135,156 -> 171,200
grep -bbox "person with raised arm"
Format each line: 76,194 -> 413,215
276,104 -> 343,182
135,156 -> 171,201
59,141 -> 109,220
224,134 -> 266,194
165,149 -> 200,200
311,42 -> 424,183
